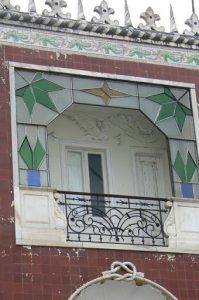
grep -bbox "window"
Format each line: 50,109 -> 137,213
64,148 -> 107,215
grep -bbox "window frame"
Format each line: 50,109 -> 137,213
61,143 -> 110,195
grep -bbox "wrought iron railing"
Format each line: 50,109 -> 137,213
57,191 -> 171,247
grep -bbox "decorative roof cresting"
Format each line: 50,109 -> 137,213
0,0 -> 199,48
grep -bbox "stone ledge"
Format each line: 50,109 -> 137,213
14,187 -> 199,254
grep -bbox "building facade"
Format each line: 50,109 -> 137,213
0,0 -> 199,299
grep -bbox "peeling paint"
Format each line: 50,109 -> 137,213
57,248 -> 62,255
167,254 -> 176,262
72,248 -> 85,257
66,252 -> 71,261
0,250 -> 8,257
23,246 -> 31,250
1,216 -> 14,223
24,273 -> 34,282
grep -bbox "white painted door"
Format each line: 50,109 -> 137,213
134,151 -> 170,198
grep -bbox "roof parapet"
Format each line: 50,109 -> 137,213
0,0 -> 199,48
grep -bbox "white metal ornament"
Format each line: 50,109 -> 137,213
42,0 -> 71,19
91,0 -> 119,26
138,7 -> 165,32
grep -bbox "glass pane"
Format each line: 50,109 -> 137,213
67,151 -> 83,192
88,154 -> 104,194
88,154 -> 105,216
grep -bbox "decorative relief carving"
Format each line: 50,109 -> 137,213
63,112 -> 163,145
64,113 -> 109,142
102,261 -> 138,281
109,113 -> 158,144
53,196 -> 67,230
164,203 -> 177,241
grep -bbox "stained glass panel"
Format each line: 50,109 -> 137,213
139,84 -> 194,140
15,70 -> 199,197
15,70 -> 72,125
17,124 -> 48,186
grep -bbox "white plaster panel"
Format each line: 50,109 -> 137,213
165,199 -> 199,250
176,203 -> 199,234
16,188 -> 67,245
23,193 -> 50,224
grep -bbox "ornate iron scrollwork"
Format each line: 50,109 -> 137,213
58,191 -> 169,246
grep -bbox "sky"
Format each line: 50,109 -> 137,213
11,0 -> 199,33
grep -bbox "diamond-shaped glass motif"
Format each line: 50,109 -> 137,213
19,137 -> 33,170
173,151 -> 197,182
19,137 -> 46,170
33,139 -> 46,170
186,153 -> 197,182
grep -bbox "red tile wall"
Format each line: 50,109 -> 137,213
0,44 -> 199,300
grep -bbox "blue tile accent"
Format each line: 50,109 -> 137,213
28,170 -> 41,187
181,183 -> 194,199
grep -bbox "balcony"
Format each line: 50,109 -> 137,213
57,191 -> 170,247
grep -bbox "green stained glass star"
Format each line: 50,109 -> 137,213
147,87 -> 192,131
16,72 -> 64,115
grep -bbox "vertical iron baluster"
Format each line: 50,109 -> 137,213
158,198 -> 165,246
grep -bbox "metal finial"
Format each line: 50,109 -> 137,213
28,0 -> 36,13
192,0 -> 195,13
78,0 -> 85,20
170,4 -> 178,33
124,0 -> 132,27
